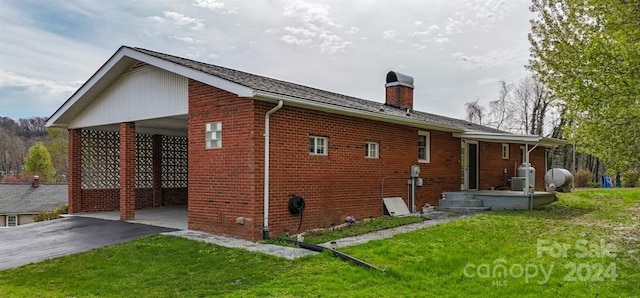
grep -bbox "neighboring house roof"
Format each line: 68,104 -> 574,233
46,46 -> 565,147
0,184 -> 67,214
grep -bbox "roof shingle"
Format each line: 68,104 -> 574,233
0,184 -> 67,214
132,47 -> 505,134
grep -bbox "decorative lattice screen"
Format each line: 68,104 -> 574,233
162,135 -> 188,188
135,134 -> 153,188
81,130 -> 120,189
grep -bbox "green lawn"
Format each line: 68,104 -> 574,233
1,189 -> 639,297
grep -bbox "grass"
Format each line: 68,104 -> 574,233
266,215 -> 427,245
1,188 -> 639,297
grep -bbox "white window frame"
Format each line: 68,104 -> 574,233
6,215 -> 17,227
418,131 -> 430,163
205,122 -> 222,149
309,135 -> 328,155
365,142 -> 379,159
502,143 -> 510,159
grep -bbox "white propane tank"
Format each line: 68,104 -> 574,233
517,163 -> 536,189
544,168 -> 573,188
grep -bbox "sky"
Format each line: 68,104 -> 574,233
0,0 -> 536,121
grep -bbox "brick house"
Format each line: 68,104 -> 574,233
46,46 -> 564,240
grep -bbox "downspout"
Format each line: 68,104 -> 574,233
263,100 -> 284,239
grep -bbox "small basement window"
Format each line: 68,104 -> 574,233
418,131 -> 430,162
502,143 -> 509,159
309,136 -> 327,155
7,215 -> 17,227
205,122 -> 222,149
365,142 -> 379,158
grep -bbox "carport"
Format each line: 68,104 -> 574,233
46,52 -> 190,224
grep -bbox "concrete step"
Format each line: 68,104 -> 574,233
442,192 -> 475,200
438,198 -> 484,207
434,206 -> 491,214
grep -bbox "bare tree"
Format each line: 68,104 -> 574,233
464,98 -> 485,125
487,81 -> 513,130
0,127 -> 26,176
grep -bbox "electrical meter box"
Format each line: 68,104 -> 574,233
411,165 -> 421,178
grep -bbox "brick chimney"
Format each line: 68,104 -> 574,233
385,71 -> 414,110
32,175 -> 40,187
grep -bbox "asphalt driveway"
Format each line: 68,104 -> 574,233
0,216 -> 177,270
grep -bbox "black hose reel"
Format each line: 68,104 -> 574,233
288,195 -> 306,232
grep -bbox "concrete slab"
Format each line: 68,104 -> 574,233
0,217 -> 177,270
77,206 -> 187,230
164,230 -> 316,260
382,197 -> 411,216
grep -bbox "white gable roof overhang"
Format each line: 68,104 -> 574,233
46,46 -> 254,128
453,131 -> 567,148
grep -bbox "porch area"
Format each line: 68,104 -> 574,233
437,190 -> 557,213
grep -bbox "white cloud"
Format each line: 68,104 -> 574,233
434,36 -> 450,44
284,26 -> 316,38
283,1 -> 338,28
0,69 -> 82,96
414,20 -> 423,25
161,11 -> 205,31
170,35 -> 205,44
382,30 -> 396,40
193,0 -> 225,11
345,26 -> 359,34
279,0 -> 350,54
281,35 -> 313,46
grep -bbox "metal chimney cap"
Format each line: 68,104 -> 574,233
385,71 -> 414,88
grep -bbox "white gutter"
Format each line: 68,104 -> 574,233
263,100 -> 283,239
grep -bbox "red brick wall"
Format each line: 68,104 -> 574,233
478,142 -> 546,190
68,129 -> 82,213
187,80 -> 260,239
253,101 -> 460,238
81,189 -> 119,211
120,122 -> 136,220
78,187 -> 186,212
385,85 -> 414,110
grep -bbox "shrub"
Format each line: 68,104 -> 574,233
574,169 -> 594,188
35,204 -> 68,222
587,182 -> 601,188
622,171 -> 640,187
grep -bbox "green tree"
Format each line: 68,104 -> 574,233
44,128 -> 68,181
23,142 -> 56,182
528,0 -> 640,171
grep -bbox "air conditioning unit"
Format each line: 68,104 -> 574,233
511,177 -> 526,191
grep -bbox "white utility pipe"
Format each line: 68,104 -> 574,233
263,100 -> 283,239
525,141 -> 541,210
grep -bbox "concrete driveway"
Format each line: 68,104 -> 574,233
0,216 -> 177,270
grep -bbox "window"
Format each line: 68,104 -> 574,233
7,215 -> 17,227
502,143 -> 510,159
309,136 -> 327,155
418,131 -> 430,162
205,122 -> 222,149
520,146 -> 526,163
365,142 -> 379,158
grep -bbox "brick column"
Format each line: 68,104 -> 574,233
67,129 -> 82,213
120,122 -> 136,220
152,134 -> 163,207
